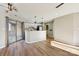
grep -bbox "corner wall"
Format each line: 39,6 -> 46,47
53,14 -> 74,45
0,15 -> 6,48
73,13 -> 79,46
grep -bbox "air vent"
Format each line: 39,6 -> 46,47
56,3 -> 64,8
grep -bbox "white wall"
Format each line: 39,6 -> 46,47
0,14 -> 6,48
53,14 -> 74,45
73,13 -> 79,46
0,6 -> 7,48
17,22 -> 22,40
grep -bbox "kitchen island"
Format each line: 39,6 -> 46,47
25,31 -> 46,43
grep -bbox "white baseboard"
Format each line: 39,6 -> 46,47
51,41 -> 79,55
25,40 -> 44,43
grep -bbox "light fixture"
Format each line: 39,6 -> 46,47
6,3 -> 17,13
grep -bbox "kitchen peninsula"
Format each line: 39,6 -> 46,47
25,23 -> 46,43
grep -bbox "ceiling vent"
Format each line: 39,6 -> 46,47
56,3 -> 64,8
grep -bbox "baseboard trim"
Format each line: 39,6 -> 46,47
51,41 -> 79,55
25,40 -> 44,43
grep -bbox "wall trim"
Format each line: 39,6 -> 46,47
25,40 -> 44,43
51,41 -> 79,55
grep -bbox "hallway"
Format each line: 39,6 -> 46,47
0,40 -> 77,56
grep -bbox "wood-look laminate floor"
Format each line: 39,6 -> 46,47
0,40 -> 77,56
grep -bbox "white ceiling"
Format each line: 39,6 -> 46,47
1,3 -> 79,23
14,3 -> 59,23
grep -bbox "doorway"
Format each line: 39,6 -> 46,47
8,20 -> 17,44
6,17 -> 24,46
46,25 -> 49,37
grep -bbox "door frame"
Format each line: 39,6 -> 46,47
6,17 -> 17,46
5,16 -> 25,47
8,21 -> 17,44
